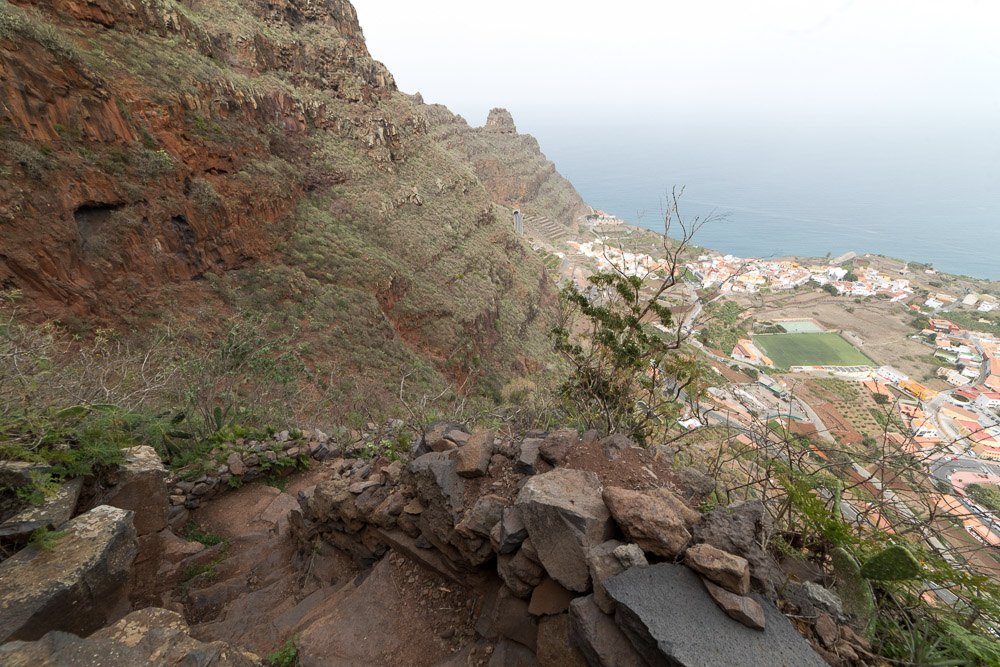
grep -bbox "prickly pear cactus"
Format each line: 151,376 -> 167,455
860,545 -> 920,581
831,546 -> 875,632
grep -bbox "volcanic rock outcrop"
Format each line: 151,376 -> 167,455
0,0 -> 559,397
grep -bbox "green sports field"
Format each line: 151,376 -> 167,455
751,333 -> 874,368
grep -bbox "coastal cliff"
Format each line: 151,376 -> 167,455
422,103 -> 590,236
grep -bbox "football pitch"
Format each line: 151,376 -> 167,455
752,333 -> 874,368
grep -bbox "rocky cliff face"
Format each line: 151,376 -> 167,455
421,102 -> 590,236
0,0 -> 559,401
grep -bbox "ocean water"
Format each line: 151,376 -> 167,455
525,120 -> 1000,281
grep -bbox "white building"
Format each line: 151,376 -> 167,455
877,366 -> 908,384
975,392 -> 1000,410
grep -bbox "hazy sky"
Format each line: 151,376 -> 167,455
351,0 -> 999,129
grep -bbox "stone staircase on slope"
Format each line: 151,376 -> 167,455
523,213 -> 571,242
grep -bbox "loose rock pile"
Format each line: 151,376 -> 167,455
0,420 -> 873,666
287,420 -> 845,666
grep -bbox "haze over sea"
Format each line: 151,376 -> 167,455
525,119 -> 1000,281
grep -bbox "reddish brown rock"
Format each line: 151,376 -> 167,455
538,428 -> 578,465
603,486 -> 691,558
651,487 -> 701,528
702,579 -> 766,631
536,613 -> 586,667
528,578 -> 575,616
684,543 -> 750,595
455,429 -> 494,478
814,612 -> 838,649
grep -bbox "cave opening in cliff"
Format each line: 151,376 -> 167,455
74,203 -> 122,248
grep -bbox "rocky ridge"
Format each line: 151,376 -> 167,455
422,103 -> 590,238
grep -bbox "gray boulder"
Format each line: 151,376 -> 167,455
599,434 -> 632,461
674,467 -> 716,502
411,420 -> 469,459
498,554 -> 536,598
0,505 -> 138,643
0,477 -> 83,536
456,495 -> 505,539
516,438 -> 544,475
603,563 -> 826,667
692,500 -> 783,596
586,540 -> 626,614
490,506 -> 529,554
783,580 -> 845,619
476,585 -> 539,651
515,469 -> 615,592
408,452 -> 464,538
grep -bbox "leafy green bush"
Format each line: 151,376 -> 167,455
552,192 -> 708,445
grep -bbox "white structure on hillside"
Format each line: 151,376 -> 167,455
513,209 -> 523,235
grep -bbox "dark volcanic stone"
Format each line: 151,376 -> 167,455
603,563 -> 826,667
693,500 -> 783,596
516,438 -> 543,475
491,506 -> 529,554
568,594 -> 648,667
515,469 -> 615,592
411,420 -> 469,459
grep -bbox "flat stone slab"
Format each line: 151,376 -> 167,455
0,505 -> 138,643
0,607 -> 258,666
0,477 -> 83,531
603,563 -> 826,667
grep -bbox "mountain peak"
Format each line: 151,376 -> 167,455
484,108 -> 517,134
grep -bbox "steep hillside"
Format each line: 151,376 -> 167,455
0,0 -> 560,409
422,102 -> 590,237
